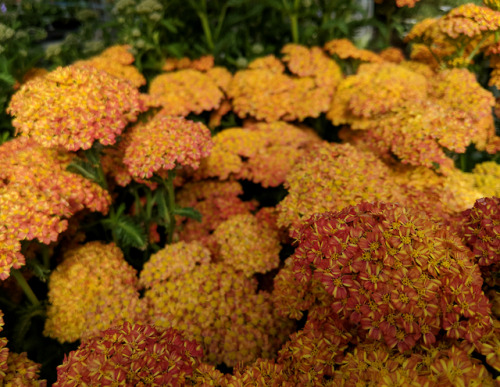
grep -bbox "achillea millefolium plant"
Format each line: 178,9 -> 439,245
0,1 -> 500,385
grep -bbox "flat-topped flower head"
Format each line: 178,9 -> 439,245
74,44 -> 146,87
54,322 -> 202,386
122,115 -> 213,179
277,142 -> 397,230
7,64 -> 148,151
149,69 -> 225,116
44,241 -> 141,343
0,138 -> 111,280
213,213 -> 281,276
2,352 -> 46,387
324,38 -> 384,63
471,161 -> 500,197
228,47 -> 342,122
277,201 -> 493,352
140,257 -> 294,366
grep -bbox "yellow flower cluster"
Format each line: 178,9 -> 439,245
213,213 -> 281,276
324,38 -> 383,63
328,62 -> 497,170
7,64 -> 147,151
227,44 -> 342,122
196,122 -> 320,187
139,243 -> 294,366
122,115 -> 213,179
44,242 -> 141,343
74,44 -> 146,87
0,138 -> 111,280
472,161 -> 500,197
162,55 -> 215,72
149,66 -> 228,116
277,142 -> 395,230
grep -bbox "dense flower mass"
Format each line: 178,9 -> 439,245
213,213 -> 281,276
275,201 -> 493,353
472,161 -> 500,197
227,45 -> 342,122
0,137 -> 111,280
328,62 -> 497,169
7,64 -> 148,151
196,122 -> 320,187
277,142 -> 396,230
54,322 -> 202,386
74,44 -> 146,87
44,242 -> 141,343
324,38 -> 383,63
139,244 -> 294,366
149,68 -> 226,116
122,115 -> 213,179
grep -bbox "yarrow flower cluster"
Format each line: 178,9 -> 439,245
74,44 -> 146,87
7,64 -> 148,151
324,38 -> 383,63
122,114 -> 213,179
275,201 -> 493,353
196,121 -> 320,187
44,242 -> 141,343
0,137 -> 111,280
139,242 -> 294,366
54,322 -> 202,386
328,61 -> 498,169
227,44 -> 342,122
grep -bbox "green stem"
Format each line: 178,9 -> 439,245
199,0 -> 215,52
163,171 -> 177,244
290,0 -> 300,43
41,245 -> 50,271
460,153 -> 467,172
11,269 -> 39,306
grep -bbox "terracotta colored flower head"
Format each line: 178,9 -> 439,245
54,322 -> 203,386
7,64 -> 148,151
139,244 -> 294,366
122,115 -> 213,179
0,138 -> 111,280
44,241 -> 141,343
276,201 -> 493,352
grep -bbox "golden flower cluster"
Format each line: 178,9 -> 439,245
54,322 -> 203,386
44,242 -> 141,343
213,213 -> 281,276
162,55 -> 215,72
227,44 -> 342,122
277,142 -> 396,230
74,44 -> 146,87
139,242 -> 294,366
122,115 -> 213,179
275,201 -> 493,354
324,38 -> 383,63
328,62 -> 498,170
471,161 -> 500,197
7,64 -> 148,151
0,138 -> 111,280
196,122 -> 320,187
175,180 -> 257,252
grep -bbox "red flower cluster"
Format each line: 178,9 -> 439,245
275,201 -> 493,353
54,322 -> 202,386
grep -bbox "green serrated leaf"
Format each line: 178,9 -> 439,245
102,214 -> 147,250
173,206 -> 202,222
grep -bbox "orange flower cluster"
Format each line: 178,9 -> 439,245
74,45 -> 146,87
7,64 -> 148,151
406,4 -> 500,68
162,55 -> 215,72
122,115 -> 213,179
213,213 -> 281,276
139,242 -> 294,366
44,242 -> 141,343
196,122 -> 320,187
175,180 -> 257,252
0,138 -> 111,280
54,322 -> 203,386
324,38 -> 383,63
328,62 -> 497,170
227,45 -> 342,122
277,142 -> 396,230
0,311 -> 45,386
149,62 -> 229,116
275,201 -> 493,353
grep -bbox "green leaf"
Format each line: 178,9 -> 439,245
12,303 -> 46,350
25,259 -> 50,283
0,72 -> 16,86
173,206 -> 202,222
102,213 -> 148,250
